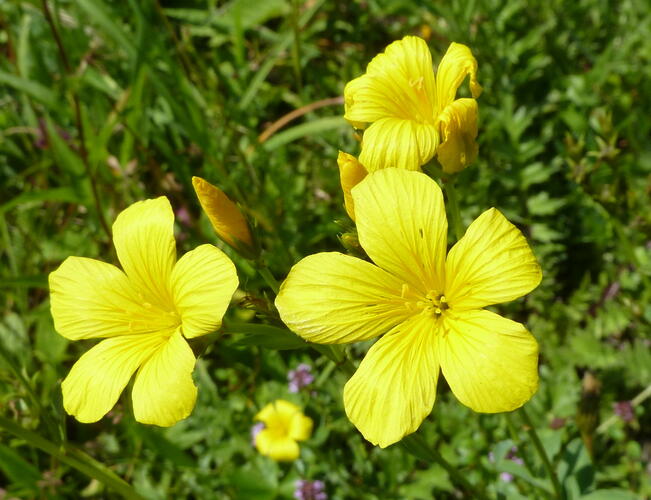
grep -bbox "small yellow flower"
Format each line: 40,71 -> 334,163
192,176 -> 257,259
276,169 -> 541,448
49,197 -> 239,426
253,400 -> 313,461
344,36 -> 482,173
337,151 -> 368,220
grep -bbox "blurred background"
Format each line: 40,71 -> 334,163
1,0 -> 650,498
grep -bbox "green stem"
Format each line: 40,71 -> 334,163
520,406 -> 563,499
310,344 -> 356,377
0,416 -> 144,499
41,0 -> 112,242
258,266 -> 280,294
401,434 -> 487,499
443,177 -> 464,241
290,0 -> 303,94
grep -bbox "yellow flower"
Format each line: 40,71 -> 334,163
337,151 -> 368,220
192,176 -> 257,259
344,36 -> 482,173
49,197 -> 239,426
254,400 -> 313,461
276,169 -> 541,448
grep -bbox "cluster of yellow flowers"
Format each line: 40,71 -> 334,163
48,36 -> 541,458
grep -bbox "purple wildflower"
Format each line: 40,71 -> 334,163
614,401 -> 635,423
288,363 -> 314,393
499,472 -> 514,483
251,422 -> 265,446
294,480 -> 327,500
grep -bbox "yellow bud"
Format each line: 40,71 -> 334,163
192,176 -> 257,258
337,151 -> 368,220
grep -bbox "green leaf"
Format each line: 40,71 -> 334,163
0,443 -> 40,492
580,490 -> 640,500
0,188 -> 82,216
76,0 -> 136,61
131,426 -> 195,468
227,323 -> 307,350
0,70 -> 57,107
527,192 -> 567,216
229,460 -> 278,500
262,117 -> 346,150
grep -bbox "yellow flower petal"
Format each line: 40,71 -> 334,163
112,197 -> 176,308
254,400 -> 311,461
435,42 -> 482,111
275,252 -> 409,344
343,76 -> 370,130
255,399 -> 301,423
61,334 -> 164,423
131,330 -> 197,426
337,151 -> 368,220
436,98 -> 479,174
192,176 -> 254,254
171,244 -> 239,339
49,257 -> 178,341
438,309 -> 539,412
358,118 -> 439,171
352,169 -> 448,295
343,314 -> 439,448
289,413 -> 313,442
445,208 -> 542,310
344,36 -> 437,127
255,430 -> 300,461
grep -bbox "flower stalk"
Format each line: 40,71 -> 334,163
0,416 -> 144,500
519,406 -> 563,499
443,176 -> 464,241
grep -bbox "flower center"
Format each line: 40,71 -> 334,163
266,417 -> 290,439
419,291 -> 449,317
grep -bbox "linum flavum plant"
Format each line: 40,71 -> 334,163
3,1 -> 651,498
343,36 -> 481,173
275,168 -> 542,448
252,399 -> 313,461
49,197 -> 239,426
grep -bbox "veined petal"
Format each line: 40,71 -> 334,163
439,309 -> 539,412
435,42 -> 482,111
61,334 -> 164,423
344,36 -> 437,126
337,151 -> 368,220
343,76 -> 371,130
131,330 -> 197,426
358,118 -> 438,172
255,430 -> 300,461
436,98 -> 479,174
352,169 -> 447,294
445,208 -> 542,310
343,313 -> 440,448
275,252 -> 409,344
49,257 -> 178,341
192,177 -> 255,255
113,197 -> 176,308
171,244 -> 238,339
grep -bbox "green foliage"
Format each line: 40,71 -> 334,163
1,0 -> 650,498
